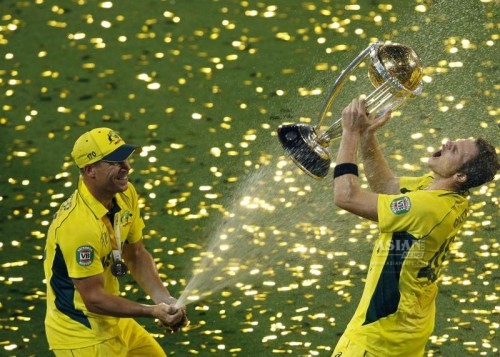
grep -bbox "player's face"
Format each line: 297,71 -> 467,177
93,160 -> 132,193
428,139 -> 478,178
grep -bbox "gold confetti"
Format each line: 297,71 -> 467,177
1,0 -> 498,356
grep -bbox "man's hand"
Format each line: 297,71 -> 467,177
341,96 -> 391,135
152,302 -> 189,333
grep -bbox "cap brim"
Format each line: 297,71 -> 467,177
102,144 -> 140,162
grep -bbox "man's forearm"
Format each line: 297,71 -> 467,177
333,130 -> 361,206
336,130 -> 359,164
360,132 -> 397,193
127,247 -> 174,304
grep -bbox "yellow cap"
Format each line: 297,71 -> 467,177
71,128 -> 140,168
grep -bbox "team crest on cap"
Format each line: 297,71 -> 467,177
107,130 -> 123,145
76,245 -> 94,266
390,196 -> 411,215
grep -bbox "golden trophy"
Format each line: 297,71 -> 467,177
277,41 -> 424,179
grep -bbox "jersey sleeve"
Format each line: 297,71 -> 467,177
57,224 -> 105,279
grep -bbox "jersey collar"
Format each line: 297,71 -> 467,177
77,177 -> 112,219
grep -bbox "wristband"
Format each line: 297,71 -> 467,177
333,163 -> 359,178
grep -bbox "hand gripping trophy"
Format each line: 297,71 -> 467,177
277,41 -> 424,180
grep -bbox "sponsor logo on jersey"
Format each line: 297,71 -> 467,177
390,196 -> 411,215
76,245 -> 94,266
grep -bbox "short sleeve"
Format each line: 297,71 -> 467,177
58,224 -> 105,279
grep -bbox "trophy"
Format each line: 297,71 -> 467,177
277,41 -> 424,180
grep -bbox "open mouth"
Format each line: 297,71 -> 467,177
432,150 -> 442,158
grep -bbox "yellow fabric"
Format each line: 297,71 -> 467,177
52,319 -> 166,357
336,175 -> 469,357
331,335 -> 378,357
44,178 -> 145,349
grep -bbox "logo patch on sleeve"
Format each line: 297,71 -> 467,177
76,246 -> 94,266
390,196 -> 411,215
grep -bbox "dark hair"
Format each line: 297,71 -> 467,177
457,138 -> 499,191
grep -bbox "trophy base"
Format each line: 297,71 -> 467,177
277,124 -> 331,180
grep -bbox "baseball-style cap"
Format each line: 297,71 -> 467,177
71,127 -> 141,168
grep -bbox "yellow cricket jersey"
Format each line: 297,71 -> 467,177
343,175 -> 469,356
44,178 -> 145,349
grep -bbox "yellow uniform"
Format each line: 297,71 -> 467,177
333,175 -> 468,357
44,178 -> 148,350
